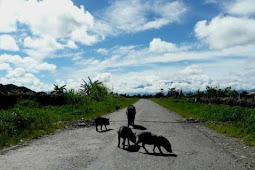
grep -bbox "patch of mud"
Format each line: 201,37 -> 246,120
178,118 -> 201,123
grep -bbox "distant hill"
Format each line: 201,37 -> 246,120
0,84 -> 36,95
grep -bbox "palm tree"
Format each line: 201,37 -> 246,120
80,77 -> 108,101
51,84 -> 66,94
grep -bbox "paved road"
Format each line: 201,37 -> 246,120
0,99 -> 253,169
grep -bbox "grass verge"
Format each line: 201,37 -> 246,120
0,97 -> 138,149
151,98 -> 255,146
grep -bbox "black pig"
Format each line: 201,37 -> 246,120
94,117 -> 109,131
126,105 -> 136,127
136,132 -> 172,154
117,126 -> 136,149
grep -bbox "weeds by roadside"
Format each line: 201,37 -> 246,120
151,98 -> 255,146
0,97 -> 138,149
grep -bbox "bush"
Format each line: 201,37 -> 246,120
16,99 -> 40,108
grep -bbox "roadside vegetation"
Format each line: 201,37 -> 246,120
151,97 -> 255,146
0,78 -> 138,149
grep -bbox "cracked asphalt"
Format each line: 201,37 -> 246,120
0,99 -> 254,170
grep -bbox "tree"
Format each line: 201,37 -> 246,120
206,86 -> 218,98
167,88 -> 176,97
224,86 -> 231,97
51,84 -> 66,94
80,77 -> 108,101
180,89 -> 184,97
230,90 -> 239,98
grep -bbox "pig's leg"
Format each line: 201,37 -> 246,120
142,143 -> 148,153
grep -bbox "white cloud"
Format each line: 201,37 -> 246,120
24,36 -> 63,51
1,69 -> 52,92
0,0 -> 103,55
23,35 -> 63,59
149,38 -> 177,53
143,19 -> 169,30
97,48 -> 108,55
0,54 -> 23,65
179,65 -> 204,76
58,37 -> 255,94
6,67 -> 26,78
65,40 -> 78,49
71,29 -> 100,46
227,0 -> 255,16
0,35 -> 19,51
101,0 -> 186,33
101,61 -> 255,94
0,0 -> 22,32
0,63 -> 11,71
35,62 -> 57,73
106,65 -> 211,94
68,39 -> 255,78
18,0 -> 95,39
0,54 -> 56,73
93,73 -> 112,83
194,16 -> 255,49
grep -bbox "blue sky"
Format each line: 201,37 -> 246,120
0,0 -> 255,93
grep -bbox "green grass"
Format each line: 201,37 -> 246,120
151,98 -> 255,146
0,97 -> 138,149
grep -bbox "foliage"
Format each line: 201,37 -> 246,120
80,77 -> 108,101
51,84 -> 67,94
0,97 -> 138,149
197,86 -> 241,98
151,98 -> 255,146
205,86 -> 219,97
166,88 -> 176,97
0,84 -> 36,95
63,90 -> 82,104
155,92 -> 164,98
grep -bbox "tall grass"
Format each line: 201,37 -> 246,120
0,96 -> 138,149
151,98 -> 255,146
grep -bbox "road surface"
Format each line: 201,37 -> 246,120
0,99 -> 254,169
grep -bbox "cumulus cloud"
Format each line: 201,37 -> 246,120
101,61 -> 255,94
194,16 -> 255,49
65,40 -> 78,49
226,0 -> 255,16
6,67 -> 26,78
149,38 -> 177,53
0,35 -> 19,51
23,36 -> 62,50
23,35 -> 63,58
101,0 -> 186,34
0,0 -> 21,32
71,29 -> 100,46
93,73 -> 112,83
1,69 -> 52,92
0,63 -> 11,71
97,48 -> 108,55
104,65 -> 211,94
0,0 -> 103,57
0,54 -> 56,73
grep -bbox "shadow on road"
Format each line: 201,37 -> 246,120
143,152 -> 177,157
124,145 -> 141,152
98,129 -> 114,133
132,124 -> 147,130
